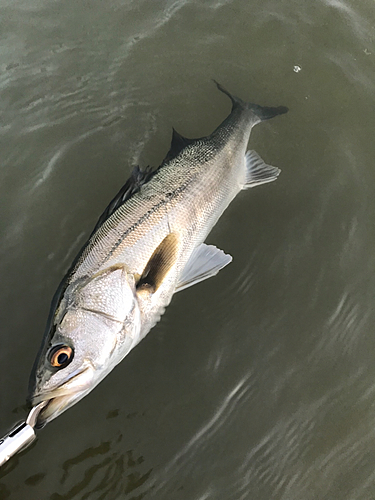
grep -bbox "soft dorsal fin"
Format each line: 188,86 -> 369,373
161,128 -> 196,165
137,233 -> 179,294
171,128 -> 195,152
176,243 -> 232,292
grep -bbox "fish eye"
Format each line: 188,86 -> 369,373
48,345 -> 74,368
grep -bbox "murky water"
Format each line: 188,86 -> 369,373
1,0 -> 375,498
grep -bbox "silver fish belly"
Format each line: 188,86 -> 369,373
28,82 -> 288,427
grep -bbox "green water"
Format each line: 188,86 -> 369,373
1,0 -> 375,498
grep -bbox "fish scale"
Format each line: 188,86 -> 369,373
25,81 -> 287,430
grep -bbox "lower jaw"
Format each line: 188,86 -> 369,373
34,394 -> 80,428
34,399 -> 61,428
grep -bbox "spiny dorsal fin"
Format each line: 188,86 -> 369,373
90,165 -> 156,236
137,233 -> 179,294
29,166 -> 159,380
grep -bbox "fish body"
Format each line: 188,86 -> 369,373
28,83 -> 287,427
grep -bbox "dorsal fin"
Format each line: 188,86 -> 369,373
161,128 -> 196,166
137,233 -> 179,294
90,165 -> 157,236
28,164 -> 160,390
171,128 -> 195,152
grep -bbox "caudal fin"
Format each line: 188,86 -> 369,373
213,80 -> 288,121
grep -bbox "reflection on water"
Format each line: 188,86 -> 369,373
1,0 -> 375,498
21,437 -> 153,500
51,441 -> 152,500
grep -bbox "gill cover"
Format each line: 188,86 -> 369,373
28,265 -> 139,424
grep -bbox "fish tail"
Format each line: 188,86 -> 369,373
213,80 -> 246,108
213,80 -> 288,121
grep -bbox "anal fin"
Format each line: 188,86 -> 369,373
244,150 -> 281,189
176,244 -> 232,293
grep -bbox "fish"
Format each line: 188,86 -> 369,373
28,82 -> 288,427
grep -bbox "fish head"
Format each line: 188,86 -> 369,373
28,265 -> 141,427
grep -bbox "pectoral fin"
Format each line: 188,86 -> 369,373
244,150 -> 280,189
137,233 -> 179,294
176,243 -> 232,292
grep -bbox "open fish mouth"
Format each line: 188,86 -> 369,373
32,366 -> 95,428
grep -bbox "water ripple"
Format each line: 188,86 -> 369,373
147,371 -> 256,497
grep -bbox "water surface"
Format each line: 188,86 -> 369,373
1,0 -> 375,498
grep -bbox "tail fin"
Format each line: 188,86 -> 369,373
213,80 -> 246,108
213,80 -> 288,121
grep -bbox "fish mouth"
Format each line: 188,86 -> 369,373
32,365 -> 95,428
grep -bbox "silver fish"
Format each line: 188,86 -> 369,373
28,82 -> 287,427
